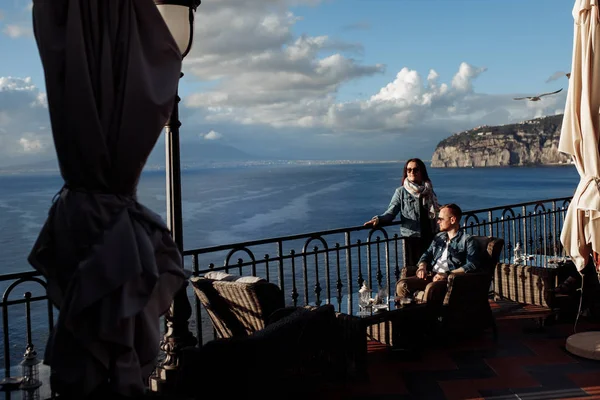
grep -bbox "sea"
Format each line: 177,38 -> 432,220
0,162 -> 581,383
0,162 -> 581,274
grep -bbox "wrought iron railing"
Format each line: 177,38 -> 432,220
0,270 -> 54,398
183,196 -> 571,345
0,196 -> 572,383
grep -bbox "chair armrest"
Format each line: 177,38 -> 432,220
400,266 -> 418,279
266,306 -> 301,325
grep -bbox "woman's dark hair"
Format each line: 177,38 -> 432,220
401,158 -> 430,185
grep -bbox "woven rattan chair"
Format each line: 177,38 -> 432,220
189,274 -> 367,383
180,303 -> 343,398
398,236 -> 505,338
190,275 -> 285,338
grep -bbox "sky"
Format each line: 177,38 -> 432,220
0,0 -> 576,167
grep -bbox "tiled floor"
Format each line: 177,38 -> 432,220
319,317 -> 600,400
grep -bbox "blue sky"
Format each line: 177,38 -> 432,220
0,0 -> 575,166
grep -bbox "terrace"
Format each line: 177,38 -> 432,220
2,195 -> 600,399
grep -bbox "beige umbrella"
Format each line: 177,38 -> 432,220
560,0 -> 600,361
559,0 -> 600,273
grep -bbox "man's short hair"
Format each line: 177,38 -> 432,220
441,203 -> 462,220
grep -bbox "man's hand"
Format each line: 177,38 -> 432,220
363,217 -> 379,227
433,273 -> 447,282
416,263 -> 428,279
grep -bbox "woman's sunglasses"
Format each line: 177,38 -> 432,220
407,168 -> 420,173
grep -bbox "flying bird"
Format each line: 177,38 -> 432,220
513,88 -> 563,102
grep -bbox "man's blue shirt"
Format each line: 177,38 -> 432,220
417,230 -> 480,272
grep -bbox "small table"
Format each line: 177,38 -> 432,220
358,302 -> 429,348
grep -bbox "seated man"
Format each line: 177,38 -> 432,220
397,203 -> 480,305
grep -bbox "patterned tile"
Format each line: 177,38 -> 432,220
566,371 -> 600,396
317,317 -> 600,400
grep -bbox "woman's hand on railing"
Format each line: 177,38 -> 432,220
363,217 -> 379,227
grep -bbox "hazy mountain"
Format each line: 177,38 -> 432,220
0,140 -> 266,174
182,141 -> 263,163
0,159 -> 60,174
145,140 -> 267,169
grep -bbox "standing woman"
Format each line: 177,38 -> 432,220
364,158 -> 440,265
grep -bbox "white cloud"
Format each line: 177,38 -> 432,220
0,77 -> 52,165
187,55 -> 565,137
0,0 -> 572,165
3,24 -> 32,38
19,136 -> 44,153
180,0 -> 561,143
0,76 -> 35,91
204,130 -> 223,140
451,63 -> 487,92
184,0 -> 383,129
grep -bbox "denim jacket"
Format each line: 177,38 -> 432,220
376,186 -> 434,238
417,230 -> 480,273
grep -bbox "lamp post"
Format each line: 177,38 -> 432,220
152,0 -> 200,391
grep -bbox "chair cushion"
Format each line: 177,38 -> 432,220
204,271 -> 264,283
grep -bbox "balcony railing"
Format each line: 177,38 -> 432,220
0,196 -> 571,385
183,196 -> 571,345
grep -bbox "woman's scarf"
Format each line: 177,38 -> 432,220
403,179 -> 440,220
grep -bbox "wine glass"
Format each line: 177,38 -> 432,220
358,289 -> 372,315
375,285 -> 389,311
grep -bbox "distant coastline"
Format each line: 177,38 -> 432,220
160,159 -> 406,171
1,157 -> 577,176
0,159 -> 407,176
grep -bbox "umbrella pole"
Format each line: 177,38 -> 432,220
565,254 -> 600,360
153,74 -> 197,390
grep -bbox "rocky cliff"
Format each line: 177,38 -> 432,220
431,115 -> 572,168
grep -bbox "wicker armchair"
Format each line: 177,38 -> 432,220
190,275 -> 284,338
398,236 -> 505,338
188,275 -> 367,384
180,303 -> 343,398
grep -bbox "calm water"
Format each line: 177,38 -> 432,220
0,163 -> 580,373
0,163 -> 579,274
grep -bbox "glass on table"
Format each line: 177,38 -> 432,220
373,285 -> 390,311
358,283 -> 373,315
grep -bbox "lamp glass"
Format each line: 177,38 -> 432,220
156,5 -> 191,56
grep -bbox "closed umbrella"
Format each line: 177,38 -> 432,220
559,0 -> 600,361
28,0 -> 187,396
559,0 -> 600,273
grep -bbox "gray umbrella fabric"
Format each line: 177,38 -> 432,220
28,0 -> 187,396
559,0 -> 600,273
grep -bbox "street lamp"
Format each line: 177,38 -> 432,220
155,0 -> 200,253
155,0 -> 199,59
151,0 -> 200,391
